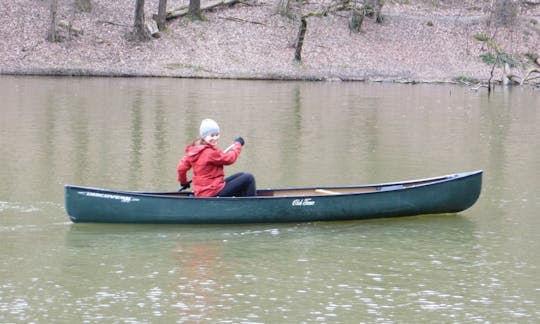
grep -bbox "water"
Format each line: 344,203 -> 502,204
0,76 -> 539,322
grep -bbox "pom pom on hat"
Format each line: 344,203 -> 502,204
199,119 -> 220,138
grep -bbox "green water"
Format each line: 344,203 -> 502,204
1,76 -> 538,322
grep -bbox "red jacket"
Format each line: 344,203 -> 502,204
177,142 -> 242,197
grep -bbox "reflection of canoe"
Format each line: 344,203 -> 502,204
64,170 -> 482,224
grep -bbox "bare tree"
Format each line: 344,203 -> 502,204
133,0 -> 151,40
75,0 -> 92,12
277,0 -> 291,17
157,0 -> 168,31
347,0 -> 384,32
47,0 -> 59,42
366,0 -> 384,23
291,0 -> 387,61
349,8 -> 363,33
188,0 -> 202,20
294,17 -> 307,61
490,0 -> 519,27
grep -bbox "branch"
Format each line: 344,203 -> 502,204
470,83 -> 488,91
217,16 -> 265,25
98,20 -> 131,27
521,68 -> 540,85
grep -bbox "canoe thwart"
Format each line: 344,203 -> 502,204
314,189 -> 341,195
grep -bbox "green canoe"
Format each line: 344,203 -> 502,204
64,170 -> 482,224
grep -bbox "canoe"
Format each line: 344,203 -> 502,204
64,170 -> 482,224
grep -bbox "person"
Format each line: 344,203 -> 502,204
177,118 -> 256,197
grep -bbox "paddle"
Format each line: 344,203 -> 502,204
178,142 -> 237,192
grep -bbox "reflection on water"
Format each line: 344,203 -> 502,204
0,76 -> 539,322
57,217 -> 479,322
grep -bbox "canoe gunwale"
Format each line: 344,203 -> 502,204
64,170 -> 482,200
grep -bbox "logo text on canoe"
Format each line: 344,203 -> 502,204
78,191 -> 140,203
292,198 -> 315,206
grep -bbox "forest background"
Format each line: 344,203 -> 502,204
1,0 -> 540,85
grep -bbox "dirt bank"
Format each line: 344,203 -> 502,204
1,0 -> 539,83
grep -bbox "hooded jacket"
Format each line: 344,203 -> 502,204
177,142 -> 242,197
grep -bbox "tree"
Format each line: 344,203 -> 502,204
292,0 -> 386,60
347,0 -> 384,33
47,0 -> 59,42
157,0 -> 168,31
75,0 -> 92,12
294,17 -> 307,61
349,8 -> 363,33
490,0 -> 518,27
277,0 -> 291,17
475,33 -> 540,89
188,0 -> 202,20
133,0 -> 151,40
366,0 -> 384,24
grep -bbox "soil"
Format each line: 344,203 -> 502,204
1,0 -> 539,83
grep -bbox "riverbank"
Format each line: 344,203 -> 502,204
1,0 -> 539,83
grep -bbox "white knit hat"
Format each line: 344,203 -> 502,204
199,119 -> 220,138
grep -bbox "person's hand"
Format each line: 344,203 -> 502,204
235,136 -> 245,146
179,182 -> 191,191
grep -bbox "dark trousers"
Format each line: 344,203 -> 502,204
218,172 -> 256,197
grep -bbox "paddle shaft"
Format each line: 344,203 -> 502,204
223,143 -> 235,153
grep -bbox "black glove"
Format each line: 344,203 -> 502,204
235,136 -> 245,146
179,182 -> 191,191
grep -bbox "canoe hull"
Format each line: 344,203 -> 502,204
65,171 -> 482,224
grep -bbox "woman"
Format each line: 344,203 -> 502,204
177,119 -> 256,197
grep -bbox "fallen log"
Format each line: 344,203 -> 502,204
166,4 -> 188,19
217,16 -> 264,25
521,68 -> 540,85
166,0 -> 240,20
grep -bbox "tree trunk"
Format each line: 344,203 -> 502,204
349,9 -> 363,33
188,0 -> 202,20
75,0 -> 92,12
372,0 -> 384,23
133,0 -> 151,40
47,0 -> 59,42
277,0 -> 290,17
157,0 -> 168,31
491,0 -> 519,27
503,62 -> 512,85
294,17 -> 307,61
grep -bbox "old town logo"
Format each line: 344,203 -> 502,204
292,198 -> 315,206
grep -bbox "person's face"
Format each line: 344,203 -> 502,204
203,133 -> 220,146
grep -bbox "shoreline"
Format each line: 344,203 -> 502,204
1,1 -> 539,85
